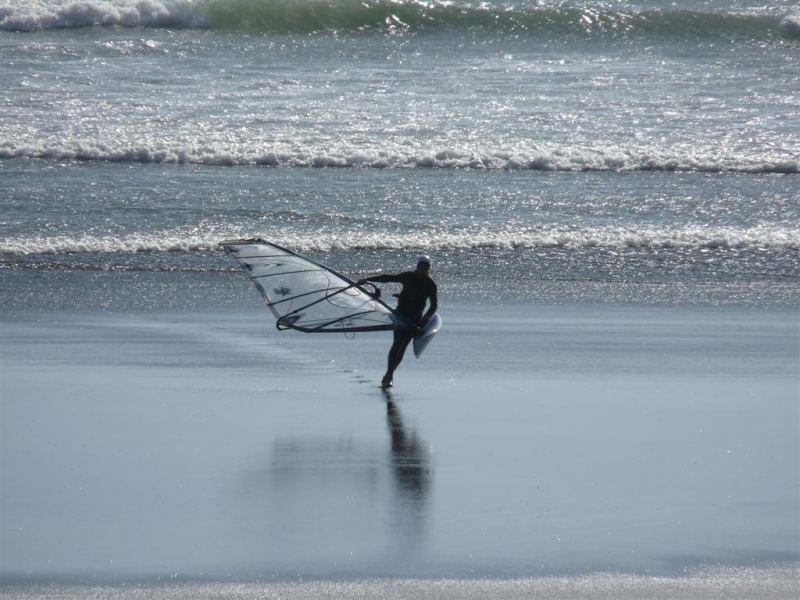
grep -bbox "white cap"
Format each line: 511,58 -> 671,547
417,255 -> 431,266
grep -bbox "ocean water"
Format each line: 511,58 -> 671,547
1,0 -> 799,307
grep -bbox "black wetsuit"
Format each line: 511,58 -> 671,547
367,271 -> 437,324
364,271 -> 437,385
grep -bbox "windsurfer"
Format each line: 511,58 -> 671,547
358,256 -> 438,388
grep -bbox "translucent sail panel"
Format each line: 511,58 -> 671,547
221,239 -> 397,333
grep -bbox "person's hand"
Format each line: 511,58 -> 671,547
356,278 -> 368,285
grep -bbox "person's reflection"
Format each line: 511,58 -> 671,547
384,392 -> 432,552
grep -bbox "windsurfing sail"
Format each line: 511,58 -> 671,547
220,239 -> 400,333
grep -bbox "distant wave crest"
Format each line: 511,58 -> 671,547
0,0 -> 209,31
1,141 -> 797,174
1,0 -> 796,38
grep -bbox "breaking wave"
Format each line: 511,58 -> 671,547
0,0 -> 209,31
1,142 -> 797,174
781,15 -> 800,37
3,225 -> 798,257
1,0 -> 797,39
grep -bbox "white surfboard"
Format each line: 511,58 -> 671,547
413,313 -> 442,358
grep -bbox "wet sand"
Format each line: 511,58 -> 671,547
1,301 -> 798,597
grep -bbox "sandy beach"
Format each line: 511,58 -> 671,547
3,0 -> 799,595
2,284 -> 797,597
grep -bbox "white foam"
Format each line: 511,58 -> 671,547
0,0 -> 208,32
0,232 -> 214,255
3,224 -> 798,257
1,141 -> 797,174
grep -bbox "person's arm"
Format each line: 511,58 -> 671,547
358,273 -> 401,285
422,284 -> 438,322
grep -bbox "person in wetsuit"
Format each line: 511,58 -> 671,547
358,256 -> 438,388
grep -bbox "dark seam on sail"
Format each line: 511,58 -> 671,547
251,268 -> 319,279
225,253 -> 288,259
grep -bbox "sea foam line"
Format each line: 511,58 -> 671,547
1,142 -> 797,174
3,226 -> 798,256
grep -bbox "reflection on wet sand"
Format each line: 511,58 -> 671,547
384,392 -> 433,554
260,392 -> 433,570
385,394 -> 432,500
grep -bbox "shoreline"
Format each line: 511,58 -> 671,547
2,564 -> 799,600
